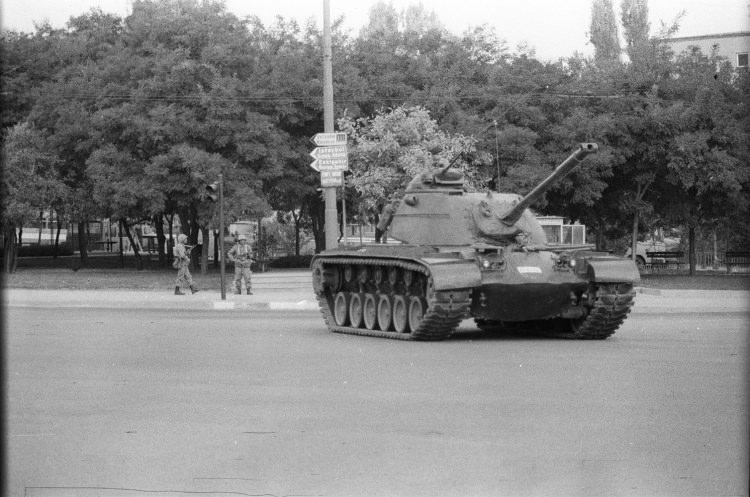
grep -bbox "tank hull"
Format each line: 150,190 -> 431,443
312,244 -> 638,340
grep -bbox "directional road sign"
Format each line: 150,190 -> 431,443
310,144 -> 348,172
320,170 -> 343,187
311,132 -> 347,147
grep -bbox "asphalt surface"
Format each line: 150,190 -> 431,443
7,305 -> 748,497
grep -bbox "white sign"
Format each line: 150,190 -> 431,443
312,157 -> 348,171
310,144 -> 348,172
312,132 -> 347,147
320,170 -> 343,187
310,145 -> 347,160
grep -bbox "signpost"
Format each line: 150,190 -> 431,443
310,136 -> 348,241
311,132 -> 347,147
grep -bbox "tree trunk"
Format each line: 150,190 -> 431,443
3,224 -> 18,273
213,230 -> 219,268
630,212 -> 639,264
77,221 -> 89,267
688,225 -> 696,276
154,214 -> 166,267
292,210 -> 301,256
53,220 -> 62,258
200,226 -> 209,274
167,214 -> 174,264
122,219 -> 144,270
117,219 -> 124,268
712,227 -> 719,270
37,210 -> 43,244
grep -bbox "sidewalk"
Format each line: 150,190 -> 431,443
4,270 -> 749,314
3,270 -> 319,311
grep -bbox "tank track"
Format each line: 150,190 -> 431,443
473,283 -> 635,339
312,257 -> 471,341
556,283 -> 635,339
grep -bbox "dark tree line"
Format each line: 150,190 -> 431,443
2,0 -> 748,274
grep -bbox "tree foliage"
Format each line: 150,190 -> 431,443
1,0 -> 747,273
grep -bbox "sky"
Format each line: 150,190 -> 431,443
1,0 -> 748,61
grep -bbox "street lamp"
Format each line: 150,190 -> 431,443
206,174 -> 226,300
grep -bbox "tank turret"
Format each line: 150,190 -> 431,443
384,143 -> 599,247
311,142 -> 639,342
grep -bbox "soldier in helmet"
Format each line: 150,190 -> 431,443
173,233 -> 199,295
227,234 -> 255,294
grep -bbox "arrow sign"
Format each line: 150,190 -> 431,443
310,145 -> 347,160
311,132 -> 347,147
310,145 -> 348,172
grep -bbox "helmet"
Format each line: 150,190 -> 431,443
238,235 -> 248,241
177,234 -> 188,243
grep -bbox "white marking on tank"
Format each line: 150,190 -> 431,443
517,266 -> 542,274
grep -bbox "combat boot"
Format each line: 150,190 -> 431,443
190,286 -> 199,294
247,289 -> 253,295
174,286 -> 185,295
235,286 -> 242,295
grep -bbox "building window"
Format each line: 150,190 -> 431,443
738,53 -> 749,67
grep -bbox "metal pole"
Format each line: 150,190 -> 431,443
341,182 -> 347,244
493,120 -> 500,190
219,173 -> 226,300
322,0 -> 338,250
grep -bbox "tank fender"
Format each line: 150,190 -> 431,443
582,258 -> 640,283
420,259 -> 482,290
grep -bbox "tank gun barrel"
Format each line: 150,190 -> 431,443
501,143 -> 598,225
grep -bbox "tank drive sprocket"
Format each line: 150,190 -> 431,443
554,283 -> 635,339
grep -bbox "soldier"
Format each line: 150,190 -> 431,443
173,234 -> 199,295
227,234 -> 255,295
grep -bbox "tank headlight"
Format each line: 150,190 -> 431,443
482,259 -> 491,269
569,258 -> 577,267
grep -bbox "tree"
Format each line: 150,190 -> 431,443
339,105 -> 479,216
590,0 -> 621,66
1,124 -> 61,272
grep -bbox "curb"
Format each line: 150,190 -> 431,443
211,299 -> 319,311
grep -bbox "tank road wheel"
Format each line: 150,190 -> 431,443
363,293 -> 379,330
388,267 -> 399,287
343,265 -> 354,283
333,292 -> 349,326
403,270 -> 414,290
358,266 -> 369,285
392,295 -> 409,333
349,293 -> 364,328
377,295 -> 393,331
408,296 -> 426,332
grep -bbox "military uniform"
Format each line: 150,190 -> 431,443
227,236 -> 254,294
173,234 -> 198,295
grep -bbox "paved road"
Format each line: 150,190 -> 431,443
6,298 -> 748,497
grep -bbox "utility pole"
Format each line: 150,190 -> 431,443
218,173 -> 225,300
206,174 -> 226,300
322,0 -> 338,250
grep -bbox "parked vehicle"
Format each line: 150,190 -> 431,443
311,143 -> 639,341
625,229 -> 681,269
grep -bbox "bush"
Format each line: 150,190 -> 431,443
0,244 -> 74,257
268,254 -> 313,268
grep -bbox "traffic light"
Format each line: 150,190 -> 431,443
206,182 -> 219,202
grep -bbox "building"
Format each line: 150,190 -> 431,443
662,31 -> 750,68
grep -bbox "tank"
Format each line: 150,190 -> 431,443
311,143 -> 639,340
